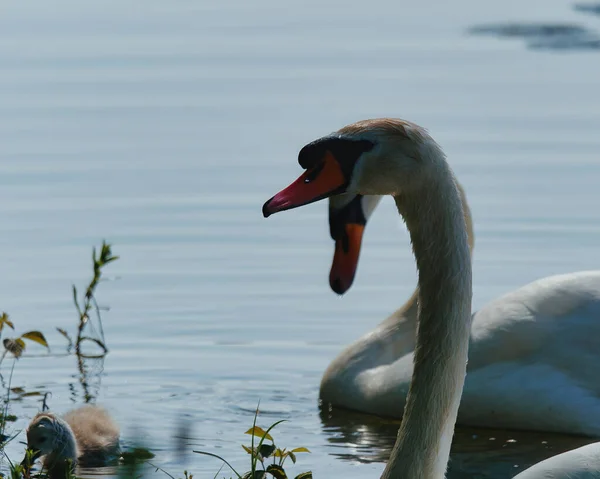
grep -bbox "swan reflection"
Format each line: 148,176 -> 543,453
319,405 -> 596,478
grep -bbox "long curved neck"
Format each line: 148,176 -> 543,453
382,179 -> 474,334
381,169 -> 472,479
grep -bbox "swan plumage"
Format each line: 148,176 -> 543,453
323,190 -> 600,437
514,442 -> 600,478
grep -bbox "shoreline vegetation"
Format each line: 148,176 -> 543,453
0,242 -> 312,479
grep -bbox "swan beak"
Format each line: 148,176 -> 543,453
263,151 -> 347,217
329,222 -> 365,295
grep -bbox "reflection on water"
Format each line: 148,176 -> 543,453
320,406 -> 597,478
468,23 -> 600,51
78,464 -> 122,478
69,354 -> 106,404
468,1 -> 600,51
574,2 -> 600,15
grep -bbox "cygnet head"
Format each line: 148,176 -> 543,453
262,118 -> 446,218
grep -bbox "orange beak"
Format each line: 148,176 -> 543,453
263,151 -> 347,217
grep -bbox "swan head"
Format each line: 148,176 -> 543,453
328,194 -> 382,295
22,413 -> 78,472
262,118 -> 442,219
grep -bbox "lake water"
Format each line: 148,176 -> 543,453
1,0 -> 600,477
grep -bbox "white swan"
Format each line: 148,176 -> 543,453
263,118 -> 600,478
513,441 -> 600,478
264,118 -> 473,477
323,188 -> 600,437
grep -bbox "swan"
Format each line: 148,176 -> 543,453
263,118 -> 600,478
22,405 -> 120,478
512,441 -> 600,478
263,118 -> 473,477
323,188 -> 600,437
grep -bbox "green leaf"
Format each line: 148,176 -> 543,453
103,255 -> 119,265
244,426 -> 273,442
20,331 -> 49,349
57,328 -> 73,343
99,242 -> 119,265
266,464 -> 287,479
0,312 -> 14,332
259,444 -> 276,459
273,448 -> 286,458
10,387 -> 25,394
288,452 -> 296,464
290,448 -> 310,454
293,473 -> 312,479
242,445 -> 253,455
242,445 -> 264,461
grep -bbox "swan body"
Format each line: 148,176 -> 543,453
514,442 -> 600,478
322,269 -> 600,435
323,191 -> 600,436
23,405 -> 120,478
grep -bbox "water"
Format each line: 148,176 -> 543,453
1,0 -> 600,477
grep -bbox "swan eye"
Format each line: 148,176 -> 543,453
304,161 -> 325,184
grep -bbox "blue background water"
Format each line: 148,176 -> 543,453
1,0 -> 599,477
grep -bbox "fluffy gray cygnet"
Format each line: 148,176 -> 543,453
22,405 -> 120,478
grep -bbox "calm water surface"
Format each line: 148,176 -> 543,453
1,0 -> 600,477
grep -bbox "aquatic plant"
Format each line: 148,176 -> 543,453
0,242 -> 313,479
0,314 -> 49,454
59,240 -> 119,356
0,241 -> 117,478
0,313 -> 49,365
194,405 -> 312,479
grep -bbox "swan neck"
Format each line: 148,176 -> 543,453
382,171 -> 472,479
